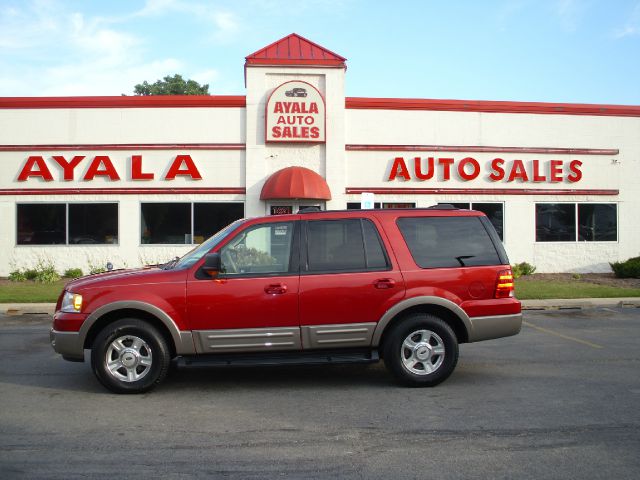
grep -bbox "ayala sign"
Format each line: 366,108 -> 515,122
265,81 -> 325,143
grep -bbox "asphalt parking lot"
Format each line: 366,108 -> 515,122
1,308 -> 639,479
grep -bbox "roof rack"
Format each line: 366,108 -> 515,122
427,204 -> 458,210
298,206 -> 323,213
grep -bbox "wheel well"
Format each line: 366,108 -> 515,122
379,304 -> 469,353
83,308 -> 177,358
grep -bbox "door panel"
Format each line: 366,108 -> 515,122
299,218 -> 405,333
187,221 -> 300,331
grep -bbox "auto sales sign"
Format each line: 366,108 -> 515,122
266,81 -> 326,143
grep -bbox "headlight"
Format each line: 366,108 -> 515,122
61,291 -> 83,313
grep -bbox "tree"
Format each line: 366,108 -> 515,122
133,74 -> 210,96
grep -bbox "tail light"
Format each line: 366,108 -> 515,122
495,269 -> 515,298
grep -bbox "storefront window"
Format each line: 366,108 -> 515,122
69,204 -> 118,244
141,203 -> 191,244
438,202 -> 504,240
194,203 -> 244,244
578,204 -> 617,241
346,202 -> 415,209
141,202 -> 244,245
536,204 -> 577,242
17,203 -> 118,245
17,204 -> 66,245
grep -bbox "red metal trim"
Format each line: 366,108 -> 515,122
245,59 -> 345,66
345,97 -> 640,117
0,143 -> 246,151
345,145 -> 618,155
345,187 -> 619,196
0,187 -> 246,196
0,96 -> 246,109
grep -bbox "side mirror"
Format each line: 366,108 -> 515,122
201,252 -> 221,278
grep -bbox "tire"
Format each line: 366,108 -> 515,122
91,318 -> 171,394
383,313 -> 459,387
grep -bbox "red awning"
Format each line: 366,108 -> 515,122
260,166 -> 332,200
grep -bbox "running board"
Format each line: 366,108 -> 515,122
177,349 -> 379,368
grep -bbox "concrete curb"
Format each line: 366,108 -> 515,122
521,298 -> 640,310
2,298 -> 640,316
2,303 -> 56,315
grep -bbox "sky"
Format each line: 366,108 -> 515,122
1,0 -> 639,105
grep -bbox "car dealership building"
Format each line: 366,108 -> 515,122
1,33 -> 639,275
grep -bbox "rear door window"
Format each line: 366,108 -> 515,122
305,218 -> 390,273
397,216 -> 501,268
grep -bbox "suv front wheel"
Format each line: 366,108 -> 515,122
383,313 -> 459,387
91,318 -> 171,394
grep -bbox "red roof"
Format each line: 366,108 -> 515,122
246,33 -> 346,68
260,166 -> 332,200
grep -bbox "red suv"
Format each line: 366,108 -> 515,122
50,206 -> 521,393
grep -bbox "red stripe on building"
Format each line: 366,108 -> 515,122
345,145 -> 618,155
0,143 -> 246,151
0,187 -> 246,196
345,97 -> 640,117
0,96 -> 246,109
345,187 -> 619,196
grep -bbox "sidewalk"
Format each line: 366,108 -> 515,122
2,298 -> 640,316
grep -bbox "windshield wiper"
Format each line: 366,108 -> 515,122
162,256 -> 180,270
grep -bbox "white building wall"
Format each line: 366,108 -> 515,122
0,106 -> 247,276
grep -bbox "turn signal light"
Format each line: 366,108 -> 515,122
495,269 -> 515,298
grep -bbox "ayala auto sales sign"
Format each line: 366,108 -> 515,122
265,81 -> 326,143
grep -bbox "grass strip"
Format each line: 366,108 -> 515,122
515,280 -> 640,300
0,280 -> 67,303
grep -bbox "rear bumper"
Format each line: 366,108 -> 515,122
50,329 -> 84,361
467,313 -> 522,342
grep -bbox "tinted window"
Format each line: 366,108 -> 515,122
17,204 -> 66,245
141,203 -> 191,244
306,219 -> 388,272
578,204 -> 617,241
362,219 -> 389,269
194,203 -> 244,243
473,203 -> 504,241
536,204 -> 576,242
220,222 -> 294,275
69,204 -> 118,244
397,216 -> 501,268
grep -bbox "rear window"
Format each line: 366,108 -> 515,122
397,216 -> 501,268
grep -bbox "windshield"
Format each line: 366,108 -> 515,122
169,219 -> 246,270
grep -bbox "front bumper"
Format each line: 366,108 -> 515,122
50,329 -> 84,362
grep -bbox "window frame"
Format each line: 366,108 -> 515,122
300,218 -> 392,275
535,202 -> 618,243
140,201 -> 245,246
16,201 -> 120,246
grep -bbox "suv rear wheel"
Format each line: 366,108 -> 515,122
91,318 -> 170,394
383,313 -> 459,387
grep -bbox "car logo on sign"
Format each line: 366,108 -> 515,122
285,87 -> 307,97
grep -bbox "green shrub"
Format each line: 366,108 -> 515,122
512,262 -> 537,279
610,256 -> 640,278
8,270 -> 27,282
24,269 -> 38,280
64,268 -> 84,279
33,260 -> 61,283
